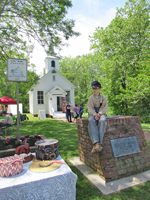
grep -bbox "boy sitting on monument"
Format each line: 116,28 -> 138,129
88,81 -> 108,153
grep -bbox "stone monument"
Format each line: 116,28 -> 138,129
77,116 -> 150,182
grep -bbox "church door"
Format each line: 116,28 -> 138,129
57,97 -> 62,111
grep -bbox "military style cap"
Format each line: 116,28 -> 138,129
91,81 -> 101,88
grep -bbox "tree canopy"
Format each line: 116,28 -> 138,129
1,0 -> 150,122
59,54 -> 105,112
60,0 -> 150,122
0,50 -> 40,112
0,0 -> 80,60
90,0 -> 150,121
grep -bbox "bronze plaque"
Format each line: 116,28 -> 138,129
110,136 -> 141,157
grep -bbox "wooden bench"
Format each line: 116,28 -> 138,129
2,124 -> 15,135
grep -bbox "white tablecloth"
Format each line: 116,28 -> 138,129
0,155 -> 77,200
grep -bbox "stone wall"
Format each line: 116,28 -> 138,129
77,116 -> 150,182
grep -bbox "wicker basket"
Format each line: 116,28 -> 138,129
0,155 -> 24,177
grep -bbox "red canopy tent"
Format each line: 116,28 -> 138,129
0,96 -> 17,104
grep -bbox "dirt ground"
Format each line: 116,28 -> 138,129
56,118 -> 77,124
143,131 -> 150,141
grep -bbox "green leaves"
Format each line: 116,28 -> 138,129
59,54 -> 101,111
0,0 -> 80,58
0,0 -> 80,112
90,0 -> 150,121
0,50 -> 40,112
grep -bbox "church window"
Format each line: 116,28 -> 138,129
37,91 -> 44,104
52,69 -> 56,73
51,60 -> 55,67
53,75 -> 55,81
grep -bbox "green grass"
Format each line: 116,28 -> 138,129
141,123 -> 150,132
82,113 -> 88,118
141,123 -> 150,151
2,114 -> 150,200
0,116 -> 5,119
82,113 -> 150,133
4,115 -> 78,160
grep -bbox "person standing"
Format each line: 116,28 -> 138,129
88,81 -> 108,154
72,104 -> 79,123
79,104 -> 83,119
65,102 -> 72,122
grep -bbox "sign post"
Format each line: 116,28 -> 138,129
17,82 -> 20,139
7,58 -> 27,140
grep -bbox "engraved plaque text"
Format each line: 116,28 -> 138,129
110,136 -> 141,157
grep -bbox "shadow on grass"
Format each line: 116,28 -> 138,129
4,118 -> 78,160
3,116 -> 150,200
67,159 -> 150,200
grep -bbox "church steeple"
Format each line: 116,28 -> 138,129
44,55 -> 60,73
51,46 -> 57,57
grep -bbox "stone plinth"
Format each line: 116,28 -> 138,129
77,116 -> 150,182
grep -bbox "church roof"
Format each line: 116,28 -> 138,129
45,85 -> 67,95
28,68 -> 75,92
41,68 -> 75,88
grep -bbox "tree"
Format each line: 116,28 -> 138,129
0,0 -> 80,60
0,50 -> 40,112
19,65 -> 40,112
90,0 -> 150,121
59,54 -> 103,111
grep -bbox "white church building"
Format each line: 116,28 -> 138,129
28,55 -> 75,117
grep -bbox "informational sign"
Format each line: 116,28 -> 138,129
38,110 -> 46,120
110,136 -> 141,157
7,58 -> 27,82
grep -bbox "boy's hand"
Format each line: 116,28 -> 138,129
97,113 -> 101,118
95,113 -> 100,121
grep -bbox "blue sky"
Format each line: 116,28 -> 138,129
69,0 -> 126,18
31,0 -> 127,75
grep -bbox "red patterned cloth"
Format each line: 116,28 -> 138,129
0,156 -> 23,177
